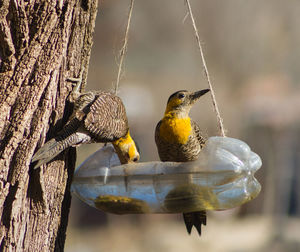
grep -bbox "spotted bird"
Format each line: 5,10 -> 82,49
155,89 -> 210,235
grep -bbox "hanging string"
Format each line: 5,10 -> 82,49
184,0 -> 226,137
114,0 -> 135,95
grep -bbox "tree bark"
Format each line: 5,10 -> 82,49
0,0 -> 98,251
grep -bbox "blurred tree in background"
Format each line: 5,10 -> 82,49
68,1 -> 300,251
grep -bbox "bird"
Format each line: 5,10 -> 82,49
32,75 -> 140,168
155,89 -> 210,236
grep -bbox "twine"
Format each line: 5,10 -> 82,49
184,0 -> 226,137
114,0 -> 135,94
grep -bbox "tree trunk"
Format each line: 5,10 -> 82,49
0,0 -> 98,251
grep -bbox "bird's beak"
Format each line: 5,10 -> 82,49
189,89 -> 210,103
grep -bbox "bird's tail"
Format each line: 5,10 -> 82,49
32,138 -> 66,169
183,211 -> 207,236
31,119 -> 89,169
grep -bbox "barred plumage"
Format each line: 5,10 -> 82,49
84,92 -> 128,142
32,88 -> 139,168
155,89 -> 210,236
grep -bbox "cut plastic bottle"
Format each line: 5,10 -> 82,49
71,137 -> 262,214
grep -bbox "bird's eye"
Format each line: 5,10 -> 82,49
178,93 -> 185,99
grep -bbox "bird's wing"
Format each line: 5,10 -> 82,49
84,92 -> 128,142
191,120 -> 206,148
154,120 -> 163,146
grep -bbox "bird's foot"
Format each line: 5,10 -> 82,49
66,69 -> 84,102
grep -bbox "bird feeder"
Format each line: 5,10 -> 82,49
71,136 -> 261,214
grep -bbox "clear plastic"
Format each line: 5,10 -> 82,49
71,137 -> 262,214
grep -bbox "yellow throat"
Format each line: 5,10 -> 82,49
159,112 -> 192,144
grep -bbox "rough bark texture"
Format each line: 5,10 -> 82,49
0,0 -> 98,251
